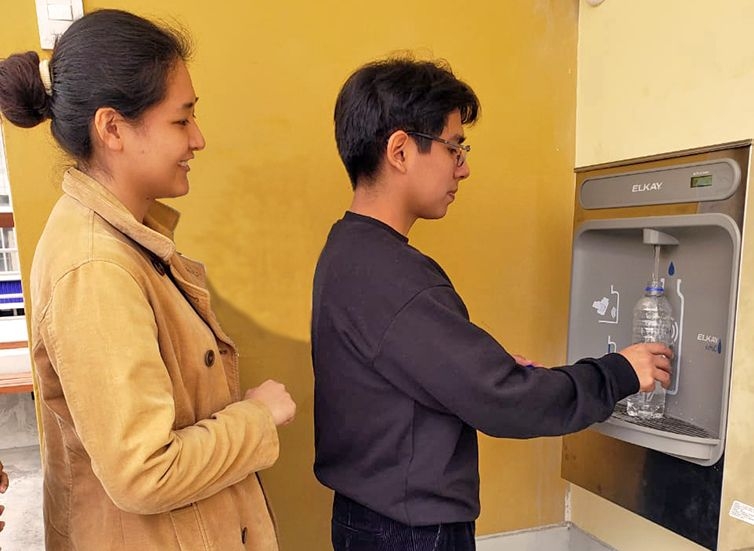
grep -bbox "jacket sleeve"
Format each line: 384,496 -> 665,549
38,260 -> 279,514
373,285 -> 639,438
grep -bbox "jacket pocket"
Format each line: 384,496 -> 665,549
170,503 -> 210,550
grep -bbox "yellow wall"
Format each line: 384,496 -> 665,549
1,1 -> 579,548
575,1 -> 754,550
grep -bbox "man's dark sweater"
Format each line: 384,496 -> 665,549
311,211 -> 639,526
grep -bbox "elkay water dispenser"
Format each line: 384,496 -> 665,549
562,142 -> 749,550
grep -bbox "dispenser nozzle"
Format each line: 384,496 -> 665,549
643,229 -> 679,246
642,229 -> 677,283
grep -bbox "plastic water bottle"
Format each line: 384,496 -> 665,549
626,279 -> 673,419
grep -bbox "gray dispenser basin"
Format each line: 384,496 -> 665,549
567,213 -> 740,466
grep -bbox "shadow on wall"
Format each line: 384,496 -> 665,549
208,281 -> 332,551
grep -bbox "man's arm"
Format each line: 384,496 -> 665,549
373,285 -> 642,438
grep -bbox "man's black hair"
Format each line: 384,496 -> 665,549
334,57 -> 480,188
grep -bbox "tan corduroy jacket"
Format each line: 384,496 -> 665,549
30,168 -> 280,550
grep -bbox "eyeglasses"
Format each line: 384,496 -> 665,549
407,131 -> 471,167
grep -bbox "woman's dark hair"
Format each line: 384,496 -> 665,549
334,57 -> 480,188
0,9 -> 191,161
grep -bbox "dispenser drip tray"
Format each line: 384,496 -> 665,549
612,403 -> 714,439
595,403 -> 721,461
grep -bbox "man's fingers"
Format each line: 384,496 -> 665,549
645,342 -> 674,358
655,354 -> 672,372
655,369 -> 672,388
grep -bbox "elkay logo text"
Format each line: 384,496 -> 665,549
631,181 -> 663,193
697,333 -> 722,353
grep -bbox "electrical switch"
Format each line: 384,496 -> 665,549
35,0 -> 84,50
46,3 -> 73,21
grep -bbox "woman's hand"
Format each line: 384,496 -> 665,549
511,353 -> 544,367
0,459 -> 8,532
245,380 -> 297,426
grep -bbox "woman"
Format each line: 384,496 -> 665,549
0,9 -> 295,550
0,459 -> 7,532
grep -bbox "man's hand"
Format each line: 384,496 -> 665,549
618,343 -> 673,392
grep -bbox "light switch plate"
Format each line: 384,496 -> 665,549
35,0 -> 84,50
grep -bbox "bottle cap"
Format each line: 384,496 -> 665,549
645,279 -> 664,293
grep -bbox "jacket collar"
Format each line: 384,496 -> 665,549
62,168 -> 180,262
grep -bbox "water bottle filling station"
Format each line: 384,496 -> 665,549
562,141 -> 749,549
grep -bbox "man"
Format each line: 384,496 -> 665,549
311,57 -> 672,551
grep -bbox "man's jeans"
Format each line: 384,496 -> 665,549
331,493 -> 476,551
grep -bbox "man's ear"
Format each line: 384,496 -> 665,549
385,130 -> 410,174
91,107 -> 126,152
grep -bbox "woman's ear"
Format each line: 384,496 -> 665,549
91,107 -> 126,152
385,130 -> 410,174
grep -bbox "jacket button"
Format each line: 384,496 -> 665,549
241,526 -> 248,543
204,350 -> 215,367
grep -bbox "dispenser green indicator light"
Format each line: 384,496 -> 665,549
690,174 -> 713,188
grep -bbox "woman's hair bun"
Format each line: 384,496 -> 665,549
0,51 -> 53,128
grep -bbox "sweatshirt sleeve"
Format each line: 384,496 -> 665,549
38,260 -> 279,514
373,285 -> 639,438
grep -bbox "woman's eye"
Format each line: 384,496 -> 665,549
177,114 -> 198,126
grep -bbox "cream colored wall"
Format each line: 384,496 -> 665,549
575,1 -> 754,550
2,1 -> 580,548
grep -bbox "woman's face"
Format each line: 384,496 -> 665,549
119,61 -> 205,203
